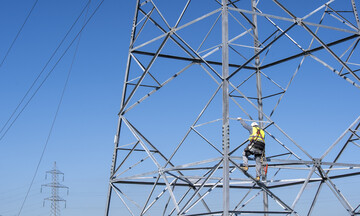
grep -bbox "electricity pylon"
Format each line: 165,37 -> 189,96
106,0 -> 360,215
42,162 -> 69,216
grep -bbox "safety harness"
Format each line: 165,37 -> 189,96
248,126 -> 265,150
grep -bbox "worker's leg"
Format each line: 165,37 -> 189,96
255,154 -> 262,177
242,150 -> 250,167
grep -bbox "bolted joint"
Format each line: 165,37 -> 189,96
158,167 -> 165,175
295,17 -> 303,26
313,158 -> 322,167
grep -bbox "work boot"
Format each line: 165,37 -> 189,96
240,166 -> 248,172
255,176 -> 260,181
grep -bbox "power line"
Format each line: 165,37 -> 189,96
0,0 -> 91,140
0,0 -> 39,70
16,2 -> 92,215
0,0 -> 105,143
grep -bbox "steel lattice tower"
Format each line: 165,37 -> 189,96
42,162 -> 69,216
105,0 -> 360,215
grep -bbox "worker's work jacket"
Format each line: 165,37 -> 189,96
249,126 -> 265,150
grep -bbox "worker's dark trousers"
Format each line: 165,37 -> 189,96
243,147 -> 263,177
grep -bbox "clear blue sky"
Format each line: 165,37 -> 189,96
0,0 -> 359,216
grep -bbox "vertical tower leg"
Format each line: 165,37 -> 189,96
222,0 -> 230,215
251,0 -> 268,215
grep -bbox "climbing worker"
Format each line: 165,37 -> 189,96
237,117 -> 265,181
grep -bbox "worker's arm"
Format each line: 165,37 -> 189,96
237,117 -> 252,133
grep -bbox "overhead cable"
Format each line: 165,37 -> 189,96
16,1 -> 92,215
0,0 -> 39,70
0,0 -> 105,143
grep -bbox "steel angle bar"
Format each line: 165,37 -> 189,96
326,4 -> 358,31
291,166 -> 316,209
231,210 -> 292,214
349,129 -> 360,139
265,166 -> 312,171
197,13 -> 222,52
179,161 -> 223,215
260,34 -> 358,70
111,184 -> 136,216
229,72 -> 256,94
140,174 -> 161,215
166,172 -> 197,186
129,53 -> 161,86
228,23 -> 297,80
117,147 -> 158,152
228,45 -> 254,64
164,158 -> 223,173
162,185 -> 173,216
302,23 -> 360,82
308,54 -> 360,89
301,0 -> 334,21
321,115 -> 360,160
174,0 -> 191,29
161,172 -> 181,213
117,155 -> 151,178
190,128 -> 222,154
123,63 -> 195,115
351,0 -> 360,29
132,7 -> 155,47
198,43 -> 222,56
122,117 -> 162,168
354,202 -> 360,213
319,166 -> 354,213
193,118 -> 222,128
323,166 -> 360,171
229,43 -> 261,50
228,28 -> 253,44
185,211 -> 223,216
261,91 -> 284,100
351,141 -> 360,148
259,70 -> 286,91
113,184 -> 142,210
201,45 -> 223,59
229,94 -> 254,120
266,152 -> 292,159
173,8 -> 222,33
149,0 -> 171,29
227,0 -> 256,28
320,161 -> 360,168
307,181 -> 324,216
126,82 -> 159,89
338,38 -> 359,74
132,50 -> 255,70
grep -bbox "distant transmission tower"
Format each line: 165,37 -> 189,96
106,0 -> 360,215
42,162 -> 69,216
